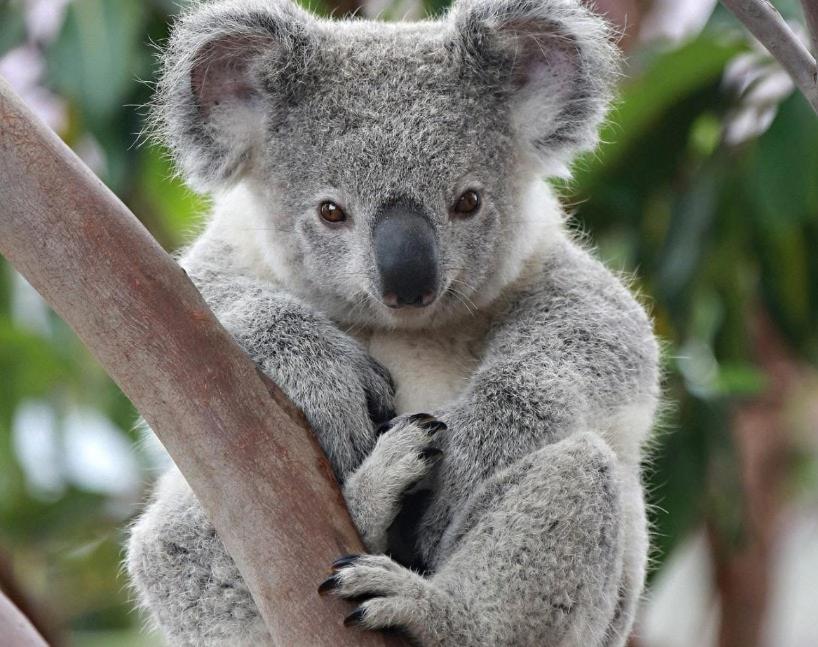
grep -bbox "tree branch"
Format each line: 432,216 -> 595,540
721,0 -> 818,113
0,551 -> 62,647
0,589 -> 48,647
0,77 -> 405,647
801,0 -> 818,59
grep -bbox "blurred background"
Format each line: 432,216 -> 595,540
1,0 -> 816,645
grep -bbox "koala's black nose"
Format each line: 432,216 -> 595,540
373,199 -> 439,309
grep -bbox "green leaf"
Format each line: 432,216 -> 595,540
747,93 -> 818,232
591,35 -> 743,173
714,362 -> 768,396
424,0 -> 453,16
138,144 -> 206,248
46,0 -> 147,122
657,169 -> 719,306
0,323 -> 70,401
0,1 -> 25,54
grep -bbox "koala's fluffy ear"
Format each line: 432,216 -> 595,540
153,0 -> 315,191
451,0 -> 620,173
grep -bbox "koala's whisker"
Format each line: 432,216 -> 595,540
446,287 -> 477,316
448,284 -> 477,308
342,293 -> 382,337
449,277 -> 479,295
334,270 -> 375,283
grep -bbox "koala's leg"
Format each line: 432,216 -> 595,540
601,469 -> 648,646
126,468 -> 269,647
324,432 -> 641,647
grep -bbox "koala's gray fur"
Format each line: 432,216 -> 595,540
126,1 -> 660,645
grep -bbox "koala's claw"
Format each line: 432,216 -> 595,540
332,554 -> 362,571
318,575 -> 337,596
421,420 -> 448,435
321,554 -> 438,638
375,413 -> 446,437
343,607 -> 367,627
419,447 -> 444,462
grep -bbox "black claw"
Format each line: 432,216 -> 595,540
332,554 -> 361,571
344,607 -> 366,627
376,420 -> 394,436
318,575 -> 339,596
407,412 -> 435,423
419,447 -> 443,462
418,420 -> 447,435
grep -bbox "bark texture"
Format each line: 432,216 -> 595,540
0,589 -> 48,647
0,77 -> 404,647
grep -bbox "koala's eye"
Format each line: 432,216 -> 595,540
452,190 -> 481,217
319,201 -> 347,224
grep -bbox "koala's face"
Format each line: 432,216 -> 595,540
249,25 -> 522,327
157,0 -> 617,327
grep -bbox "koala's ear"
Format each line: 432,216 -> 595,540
153,0 -> 315,191
450,0 -> 620,173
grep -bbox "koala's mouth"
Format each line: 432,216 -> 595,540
381,289 -> 438,310
372,279 -> 465,316
354,279 -> 474,331
367,285 -> 441,314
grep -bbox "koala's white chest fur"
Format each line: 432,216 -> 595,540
354,316 -> 492,415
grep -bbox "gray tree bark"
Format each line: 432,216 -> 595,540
0,77 -> 405,647
0,590 -> 47,647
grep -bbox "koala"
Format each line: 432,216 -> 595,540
125,1 -> 660,646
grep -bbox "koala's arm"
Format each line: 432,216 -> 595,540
444,237 -> 659,474
181,237 -> 395,477
436,238 -> 657,636
436,239 -> 657,642
126,236 -> 395,646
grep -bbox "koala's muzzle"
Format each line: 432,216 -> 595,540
373,200 -> 439,309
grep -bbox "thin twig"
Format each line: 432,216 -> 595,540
721,0 -> 818,113
801,0 -> 818,59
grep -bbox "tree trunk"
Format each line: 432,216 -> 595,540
710,310 -> 796,647
0,77 -> 405,646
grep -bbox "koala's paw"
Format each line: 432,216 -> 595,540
319,554 -> 437,634
343,414 -> 445,553
373,413 -> 446,482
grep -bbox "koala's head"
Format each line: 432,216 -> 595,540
155,0 -> 618,328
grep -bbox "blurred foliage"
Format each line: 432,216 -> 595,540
565,51 -> 818,564
0,0 -> 817,645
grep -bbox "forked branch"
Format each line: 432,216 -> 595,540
720,0 -> 818,113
